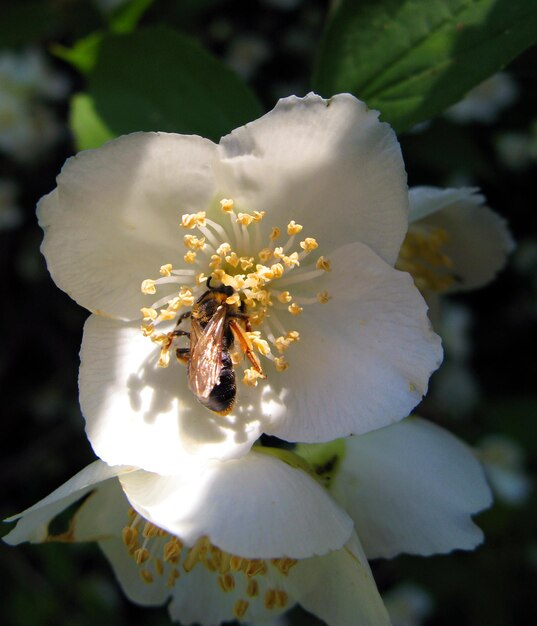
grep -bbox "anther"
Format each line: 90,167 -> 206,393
218,573 -> 236,592
134,547 -> 150,565
140,569 -> 154,584
277,291 -> 292,304
287,221 -> 303,235
300,237 -> 318,253
317,291 -> 331,304
141,279 -> 156,294
275,356 -> 288,372
270,227 -> 281,241
234,600 -> 249,619
141,307 -> 158,321
288,303 -> 303,316
246,579 -> 259,597
220,198 -> 234,213
167,568 -> 180,587
243,368 -> 264,387
181,211 -> 206,229
316,256 -> 331,271
184,251 -> 197,264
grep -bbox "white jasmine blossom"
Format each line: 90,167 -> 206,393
38,93 -> 442,473
297,417 -> 492,558
0,48 -> 69,162
445,72 -> 518,124
5,451 -> 389,626
398,187 -> 514,311
0,178 -> 22,230
383,583 -> 433,626
478,434 -> 532,506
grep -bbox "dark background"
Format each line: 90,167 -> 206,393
1,1 -> 536,625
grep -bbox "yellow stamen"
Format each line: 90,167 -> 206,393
220,198 -> 234,213
317,291 -> 331,304
216,242 -> 232,256
184,250 -> 197,264
243,368 -> 264,387
277,291 -> 292,304
236,212 -> 255,226
234,600 -> 249,619
258,247 -> 273,262
246,579 -> 259,597
140,569 -> 153,584
184,234 -> 206,250
159,263 -> 173,276
275,356 -> 288,372
287,220 -> 303,235
316,256 -> 331,271
141,307 -> 158,321
141,279 -> 156,295
300,237 -> 318,253
269,227 -> 281,241
181,211 -> 206,229
288,303 -> 303,316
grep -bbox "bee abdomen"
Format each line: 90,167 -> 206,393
202,354 -> 236,416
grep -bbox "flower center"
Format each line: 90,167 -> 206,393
122,509 -> 297,618
396,225 -> 457,294
140,198 -> 331,389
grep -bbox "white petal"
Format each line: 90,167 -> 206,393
168,565 -> 287,625
409,186 -> 514,291
38,132 -> 218,320
120,450 -> 353,559
288,532 -> 390,626
409,186 -> 479,222
80,314 -> 263,473
74,479 -> 172,606
3,461 -> 123,545
266,242 -> 442,442
336,418 -> 492,558
217,93 -> 408,266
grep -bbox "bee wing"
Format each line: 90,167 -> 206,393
188,306 -> 226,399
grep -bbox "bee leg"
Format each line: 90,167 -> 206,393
175,347 -> 190,365
175,311 -> 191,329
229,311 -> 252,332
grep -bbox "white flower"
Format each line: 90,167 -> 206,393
297,417 -> 492,558
445,72 -> 518,124
0,48 -> 69,162
5,451 -> 389,626
478,434 -> 532,506
430,303 -> 480,416
397,187 -> 514,315
38,93 -> 442,473
383,583 -> 433,626
0,178 -> 22,230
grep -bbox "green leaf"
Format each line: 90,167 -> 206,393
107,0 -> 154,34
52,33 -> 103,74
69,93 -> 115,151
88,27 -> 263,141
313,0 -> 537,132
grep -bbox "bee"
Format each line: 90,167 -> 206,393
173,278 -> 265,415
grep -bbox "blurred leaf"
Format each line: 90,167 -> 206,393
0,1 -> 59,49
69,93 -> 115,151
52,33 -> 103,74
108,0 -> 154,33
313,0 -> 537,132
88,27 -> 263,141
52,0 -> 153,73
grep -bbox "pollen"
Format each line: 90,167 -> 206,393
184,251 -> 197,264
141,200 -> 332,386
317,291 -> 331,304
287,220 -> 303,235
141,307 -> 158,321
316,256 -> 331,271
122,511 -> 298,610
141,279 -> 156,295
300,237 -> 318,253
397,226 -> 457,294
288,303 -> 303,315
243,368 -> 264,386
181,211 -> 206,229
220,198 -> 234,213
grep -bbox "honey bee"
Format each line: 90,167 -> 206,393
173,278 -> 265,415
